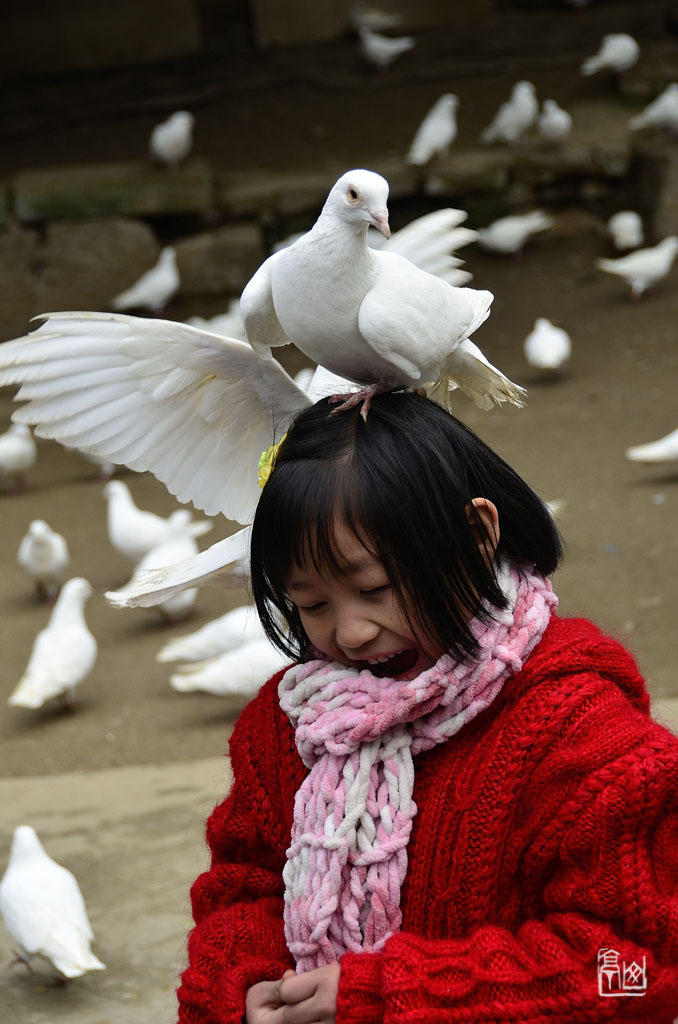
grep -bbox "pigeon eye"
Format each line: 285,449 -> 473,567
347,187 -> 360,203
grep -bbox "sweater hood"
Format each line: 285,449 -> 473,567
519,613 -> 650,716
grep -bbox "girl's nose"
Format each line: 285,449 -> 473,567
334,607 -> 379,653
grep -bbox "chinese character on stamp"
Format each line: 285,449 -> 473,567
598,948 -> 647,997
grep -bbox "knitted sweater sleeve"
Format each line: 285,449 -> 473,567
337,709 -> 678,1023
176,671 -> 299,1024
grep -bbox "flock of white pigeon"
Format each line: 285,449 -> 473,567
1,6 -> 678,988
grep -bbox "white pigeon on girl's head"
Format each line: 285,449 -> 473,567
480,82 -> 538,145
580,33 -> 639,75
240,168 -> 523,415
536,100 -> 572,144
169,636 -> 288,698
406,94 -> 459,166
0,825 -> 105,980
157,603 -> 264,663
0,422 -> 36,492
18,519 -> 70,602
357,26 -> 415,70
0,169 -> 523,610
7,578 -> 97,710
103,479 -> 212,565
607,211 -> 644,251
477,210 -> 555,254
595,236 -> 678,299
626,428 -> 678,464
628,83 -> 678,134
150,111 -> 194,170
110,246 -> 179,313
523,318 -> 572,372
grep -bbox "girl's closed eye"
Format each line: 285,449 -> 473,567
361,584 -> 390,596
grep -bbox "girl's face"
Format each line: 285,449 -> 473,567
286,520 -> 445,680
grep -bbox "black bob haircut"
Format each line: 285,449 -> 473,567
250,390 -> 562,664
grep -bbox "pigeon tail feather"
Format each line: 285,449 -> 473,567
435,339 -> 527,411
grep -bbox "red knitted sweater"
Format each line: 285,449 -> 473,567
176,615 -> 678,1023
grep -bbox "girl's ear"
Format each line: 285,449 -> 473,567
466,498 -> 500,565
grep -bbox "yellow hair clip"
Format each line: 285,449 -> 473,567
257,432 -> 287,489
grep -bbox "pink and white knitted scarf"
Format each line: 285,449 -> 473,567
278,562 -> 557,972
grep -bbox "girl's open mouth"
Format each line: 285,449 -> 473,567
360,649 -> 419,678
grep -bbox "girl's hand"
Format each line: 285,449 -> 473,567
278,964 -> 340,1024
245,970 -> 296,1024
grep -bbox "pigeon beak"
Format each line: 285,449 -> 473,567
370,209 -> 390,239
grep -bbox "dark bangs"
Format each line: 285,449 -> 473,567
250,391 -> 562,664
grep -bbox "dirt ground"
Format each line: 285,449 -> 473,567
2,16 -> 678,1019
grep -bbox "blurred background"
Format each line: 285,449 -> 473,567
0,1 -> 677,1021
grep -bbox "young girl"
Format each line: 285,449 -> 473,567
176,391 -> 678,1024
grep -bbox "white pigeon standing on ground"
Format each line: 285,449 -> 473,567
628,83 -> 678,134
169,636 -> 288,698
595,236 -> 678,299
8,578 -> 97,710
357,25 -> 415,70
109,523 -> 202,621
351,2 -> 402,31
104,480 -> 212,565
626,428 -> 678,464
149,111 -> 194,170
187,299 -> 247,340
157,603 -> 264,663
0,423 -> 36,492
523,317 -> 572,372
536,99 -> 572,144
241,169 -> 524,415
18,520 -> 70,602
477,210 -> 555,255
480,82 -> 538,145
607,211 -> 644,251
406,94 -> 459,166
110,246 -> 180,313
0,825 -> 105,979
580,33 -> 639,76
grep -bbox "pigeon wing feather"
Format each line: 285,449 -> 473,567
0,312 -> 309,524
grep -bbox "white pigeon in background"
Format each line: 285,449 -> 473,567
351,2 -> 402,31
187,299 -> 246,340
406,94 -> 459,166
150,111 -> 194,170
157,603 -> 264,663
18,520 -> 70,602
357,26 -> 415,70
8,578 -> 97,710
477,210 -> 555,254
626,428 -> 678,464
110,246 -> 180,313
0,422 -> 36,492
595,236 -> 678,299
103,479 -> 212,565
480,82 -> 538,145
536,100 -> 572,144
0,825 -> 105,979
580,33 -> 639,76
107,522 -> 202,621
169,636 -> 288,698
523,317 -> 572,372
607,211 -> 644,251
241,169 -> 523,414
628,83 -> 678,134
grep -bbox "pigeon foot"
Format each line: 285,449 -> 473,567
329,383 -> 392,422
9,949 -> 33,972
